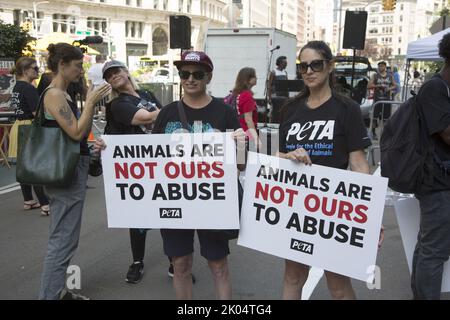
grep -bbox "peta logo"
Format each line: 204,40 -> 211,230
160,208 -> 182,218
290,238 -> 314,255
286,121 -> 335,141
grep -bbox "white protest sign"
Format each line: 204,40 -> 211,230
238,152 -> 388,282
394,197 -> 450,292
101,132 -> 239,229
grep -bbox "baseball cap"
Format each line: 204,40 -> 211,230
174,51 -> 214,72
102,60 -> 127,79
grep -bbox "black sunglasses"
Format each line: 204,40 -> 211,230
179,70 -> 207,80
29,66 -> 39,73
298,60 -> 328,74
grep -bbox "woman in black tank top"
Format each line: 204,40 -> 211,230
38,43 -> 110,300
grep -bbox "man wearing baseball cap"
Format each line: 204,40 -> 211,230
152,51 -> 246,299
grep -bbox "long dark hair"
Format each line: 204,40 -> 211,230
232,67 -> 256,95
280,41 -> 335,121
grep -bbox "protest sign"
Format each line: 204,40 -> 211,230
101,132 -> 239,229
394,197 -> 450,292
238,152 -> 388,282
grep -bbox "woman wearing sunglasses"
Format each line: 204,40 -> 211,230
278,41 -> 383,300
9,57 -> 50,216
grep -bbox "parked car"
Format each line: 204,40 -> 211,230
334,56 -> 375,121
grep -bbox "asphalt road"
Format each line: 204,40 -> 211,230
2,174 -> 449,300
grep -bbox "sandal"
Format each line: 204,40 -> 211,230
40,205 -> 50,216
24,201 -> 41,210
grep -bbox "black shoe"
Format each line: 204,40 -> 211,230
168,263 -> 196,284
126,261 -> 144,284
60,290 -> 90,300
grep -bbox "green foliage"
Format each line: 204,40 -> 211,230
0,20 -> 35,59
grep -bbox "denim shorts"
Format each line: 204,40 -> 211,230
160,229 -> 230,261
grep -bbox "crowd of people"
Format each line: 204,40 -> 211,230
4,32 -> 449,300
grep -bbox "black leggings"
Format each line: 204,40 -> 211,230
129,229 -> 172,264
20,184 -> 49,206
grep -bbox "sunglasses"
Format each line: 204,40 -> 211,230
29,66 -> 39,73
298,60 -> 328,74
179,70 -> 207,80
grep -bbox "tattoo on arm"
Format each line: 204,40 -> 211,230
59,105 -> 73,126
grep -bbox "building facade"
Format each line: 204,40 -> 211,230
340,0 -> 445,62
0,0 -> 227,69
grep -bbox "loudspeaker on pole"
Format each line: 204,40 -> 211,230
169,15 -> 191,49
342,11 -> 368,50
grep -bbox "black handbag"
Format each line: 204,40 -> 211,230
177,100 -> 242,240
16,88 -> 80,186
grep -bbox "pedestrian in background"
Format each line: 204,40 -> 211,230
8,57 -> 50,216
411,33 -> 450,300
367,61 -> 397,139
38,43 -> 110,300
230,67 -> 260,147
88,55 -> 107,121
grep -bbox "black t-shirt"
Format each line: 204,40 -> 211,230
279,95 -> 371,170
373,72 -> 394,101
106,90 -> 163,135
11,80 -> 39,120
152,97 -> 241,134
417,74 -> 450,191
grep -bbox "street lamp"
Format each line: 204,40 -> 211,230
33,1 -> 49,40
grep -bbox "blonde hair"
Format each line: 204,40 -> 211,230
12,57 -> 37,76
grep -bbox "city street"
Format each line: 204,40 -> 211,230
1,162 -> 449,300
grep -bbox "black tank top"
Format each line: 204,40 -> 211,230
43,97 -> 90,156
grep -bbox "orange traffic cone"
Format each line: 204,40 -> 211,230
88,131 -> 95,143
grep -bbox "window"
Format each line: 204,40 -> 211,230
136,0 -> 141,6
163,0 -> 168,10
398,48 -> 401,55
187,0 -> 192,13
179,0 -> 183,12
400,15 -> 403,22
154,0 -> 159,9
126,0 -> 131,5
126,21 -> 144,38
400,4 -> 404,10
398,37 -> 402,43
152,27 -> 168,55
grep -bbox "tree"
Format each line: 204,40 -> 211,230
0,20 -> 35,59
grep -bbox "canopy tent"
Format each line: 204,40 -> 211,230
402,28 -> 450,99
406,27 -> 450,61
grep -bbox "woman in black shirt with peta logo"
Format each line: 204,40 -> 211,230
278,41 -> 383,300
100,60 -> 181,285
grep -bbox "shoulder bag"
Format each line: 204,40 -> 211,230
16,88 -> 80,186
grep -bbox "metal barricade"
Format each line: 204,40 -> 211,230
366,99 -> 404,166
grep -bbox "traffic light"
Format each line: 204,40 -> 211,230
382,0 -> 396,11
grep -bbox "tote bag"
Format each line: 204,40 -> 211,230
16,88 -> 80,186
